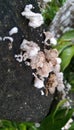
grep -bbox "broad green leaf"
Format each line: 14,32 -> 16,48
38,108 -> 74,130
55,30 -> 74,55
54,30 -> 74,71
60,46 -> 74,71
59,30 -> 74,40
55,42 -> 73,55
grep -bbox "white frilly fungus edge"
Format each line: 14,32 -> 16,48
21,4 -> 44,28
3,36 -> 14,43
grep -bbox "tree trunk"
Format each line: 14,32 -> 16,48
50,0 -> 74,37
0,0 -> 53,122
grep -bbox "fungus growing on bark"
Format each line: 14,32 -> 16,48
15,32 -> 64,96
21,4 -> 44,28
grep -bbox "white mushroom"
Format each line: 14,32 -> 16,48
21,4 -> 44,28
56,58 -> 62,64
20,39 -> 40,61
40,90 -> 45,95
33,73 -> 45,89
50,37 -> 57,45
3,36 -> 13,43
14,54 -> 23,62
43,31 -> 57,45
9,27 -> 18,36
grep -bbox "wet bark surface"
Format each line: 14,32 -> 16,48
0,0 -> 53,122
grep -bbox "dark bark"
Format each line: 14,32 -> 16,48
0,0 -> 53,122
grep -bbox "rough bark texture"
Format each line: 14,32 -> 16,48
50,0 -> 74,37
0,0 -> 53,122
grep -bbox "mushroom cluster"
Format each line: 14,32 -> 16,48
15,31 -> 65,96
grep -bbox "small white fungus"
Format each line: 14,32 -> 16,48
40,90 -> 45,95
33,73 -> 44,89
56,58 -> 62,64
34,78 -> 44,88
50,37 -> 57,45
43,31 -> 57,46
9,27 -> 18,36
21,4 -> 44,28
20,39 -> 40,60
3,36 -> 14,43
14,54 -> 23,62
66,83 -> 71,91
35,123 -> 40,128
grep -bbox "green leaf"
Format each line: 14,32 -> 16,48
53,99 -> 68,116
30,125 -> 38,130
55,42 -> 73,55
54,30 -> 74,71
0,120 -> 19,130
60,46 -> 74,71
6,128 -> 15,130
55,30 -> 74,55
68,72 -> 74,91
0,120 -> 36,130
0,120 -> 12,128
0,128 -> 9,130
18,122 -> 37,130
18,123 -> 26,130
69,123 -> 74,130
59,30 -> 74,40
38,108 -> 74,130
